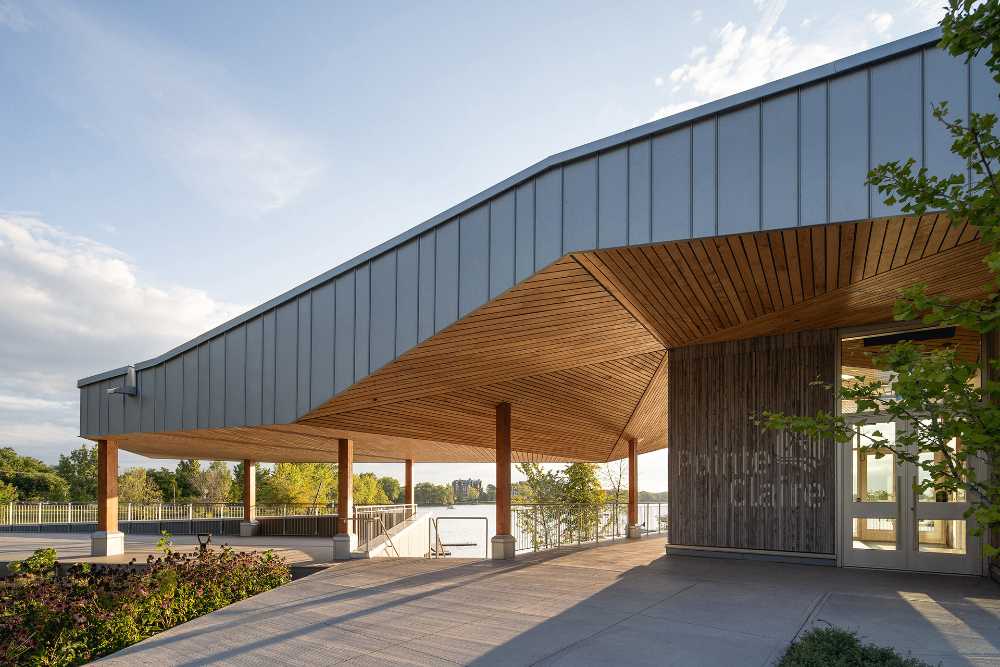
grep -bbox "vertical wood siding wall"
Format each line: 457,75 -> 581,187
81,41 -> 999,437
667,330 -> 837,554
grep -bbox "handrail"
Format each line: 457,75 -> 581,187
428,516 -> 489,559
511,501 -> 668,553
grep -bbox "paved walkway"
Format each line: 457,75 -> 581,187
0,532 -> 337,567
91,536 -> 1000,666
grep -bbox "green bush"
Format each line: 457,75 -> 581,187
0,546 -> 290,666
778,627 -> 932,666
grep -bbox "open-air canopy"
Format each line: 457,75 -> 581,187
77,27 -> 999,569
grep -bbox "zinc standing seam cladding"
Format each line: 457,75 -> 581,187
78,28 -> 1000,438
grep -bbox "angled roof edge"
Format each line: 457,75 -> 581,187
78,26 -> 942,388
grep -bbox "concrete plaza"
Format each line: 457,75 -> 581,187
83,536 -> 1000,666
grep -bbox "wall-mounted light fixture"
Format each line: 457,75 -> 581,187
105,366 -> 138,396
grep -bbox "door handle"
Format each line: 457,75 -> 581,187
912,475 -> 918,551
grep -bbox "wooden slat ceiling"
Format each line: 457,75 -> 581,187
116,214 -> 990,464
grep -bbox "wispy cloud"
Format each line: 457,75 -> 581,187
34,2 -> 327,217
0,214 -> 245,459
647,0 -> 941,125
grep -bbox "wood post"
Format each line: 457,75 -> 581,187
628,438 -> 639,529
243,460 -> 256,523
404,459 -> 414,505
495,402 -> 512,536
97,440 -> 118,534
337,439 -> 353,535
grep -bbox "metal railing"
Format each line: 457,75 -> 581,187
428,516 -> 489,559
0,502 -> 343,526
353,504 -> 417,549
511,502 -> 668,553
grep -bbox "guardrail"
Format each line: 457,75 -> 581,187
511,502 -> 667,553
354,504 -> 417,549
0,502 -> 341,525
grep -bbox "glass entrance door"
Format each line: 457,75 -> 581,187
842,418 -> 980,574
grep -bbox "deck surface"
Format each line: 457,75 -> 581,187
85,536 -> 1000,666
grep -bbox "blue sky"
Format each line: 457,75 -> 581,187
0,0 -> 943,489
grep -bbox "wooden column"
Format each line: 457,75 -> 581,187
628,438 -> 639,530
97,440 -> 118,534
404,459 -> 414,505
495,402 -> 512,536
337,439 -> 353,535
242,460 -> 256,523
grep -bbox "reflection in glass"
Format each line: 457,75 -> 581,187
917,438 -> 967,503
840,328 -> 981,414
852,518 -> 897,550
918,520 -> 967,554
853,423 -> 896,502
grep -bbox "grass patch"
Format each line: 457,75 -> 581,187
778,627 -> 932,666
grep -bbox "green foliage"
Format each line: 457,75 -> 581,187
764,0 -> 1000,557
0,480 -> 17,503
230,462 -> 271,502
193,461 -> 233,503
0,448 -> 68,501
513,463 -> 563,504
259,463 -> 337,505
376,476 -> 402,504
173,459 -> 203,501
8,548 -> 57,576
482,483 -> 497,501
777,627 -> 930,666
638,490 -> 669,502
0,546 -> 290,666
146,467 -> 180,504
353,473 -> 390,505
117,468 -> 164,504
56,444 -> 97,502
413,481 -> 454,505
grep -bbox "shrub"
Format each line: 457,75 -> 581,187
778,627 -> 932,666
0,546 -> 290,666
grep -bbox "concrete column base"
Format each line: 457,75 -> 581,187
333,533 -> 358,560
91,530 -> 125,557
491,534 -> 515,560
627,524 -> 642,539
239,521 -> 259,537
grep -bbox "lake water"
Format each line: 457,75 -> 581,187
417,504 -> 496,558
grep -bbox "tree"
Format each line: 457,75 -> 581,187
466,486 -> 481,502
259,463 -> 336,506
761,0 -> 1000,556
147,468 -> 180,504
0,480 -> 17,503
376,476 -> 402,504
230,462 -> 271,502
561,463 -> 606,540
483,484 -> 497,502
117,468 -> 163,504
413,482 -> 453,505
174,460 -> 202,500
601,459 -> 628,505
353,473 -> 390,505
56,443 -> 97,501
0,447 -> 68,501
193,461 -> 233,503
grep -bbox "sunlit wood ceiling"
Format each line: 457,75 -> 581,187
114,214 -> 990,464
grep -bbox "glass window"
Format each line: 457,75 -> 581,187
841,327 -> 981,414
853,423 -> 896,502
918,520 -> 967,554
852,518 -> 897,550
917,439 -> 967,503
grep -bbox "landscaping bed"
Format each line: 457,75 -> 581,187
0,545 -> 290,666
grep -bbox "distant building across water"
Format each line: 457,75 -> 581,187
452,478 -> 483,501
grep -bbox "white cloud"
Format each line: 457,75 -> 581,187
0,214 -> 245,460
654,76 -> 664,87
649,100 -> 702,122
867,11 -> 894,35
691,9 -> 704,24
36,2 -> 326,217
647,0 -> 935,123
